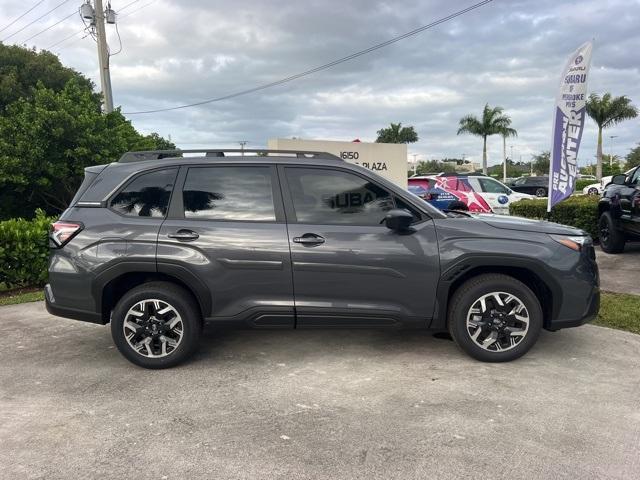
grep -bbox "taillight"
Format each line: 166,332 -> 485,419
50,221 -> 83,247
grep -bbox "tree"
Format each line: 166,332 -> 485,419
586,93 -> 638,180
413,160 -> 455,175
376,122 -> 418,143
625,144 -> 640,170
0,44 -> 93,111
531,151 -> 550,175
0,80 -> 174,216
457,104 -> 515,175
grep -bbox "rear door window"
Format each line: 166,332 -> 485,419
182,166 -> 276,221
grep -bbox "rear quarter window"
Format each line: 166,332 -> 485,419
110,168 -> 178,217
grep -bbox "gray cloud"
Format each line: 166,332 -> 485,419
5,0 -> 640,166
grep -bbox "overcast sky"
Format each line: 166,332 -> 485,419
3,0 -> 640,166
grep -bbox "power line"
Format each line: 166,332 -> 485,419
19,10 -> 77,44
45,27 -> 86,50
124,0 -> 494,115
1,0 -> 72,42
0,0 -> 47,35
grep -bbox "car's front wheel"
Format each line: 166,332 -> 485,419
111,282 -> 202,369
587,187 -> 599,195
598,211 -> 626,254
448,274 -> 542,362
535,187 -> 547,197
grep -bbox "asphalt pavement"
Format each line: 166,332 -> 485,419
595,242 -> 640,295
1,301 -> 639,480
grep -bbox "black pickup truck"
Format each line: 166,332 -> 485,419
598,165 -> 640,253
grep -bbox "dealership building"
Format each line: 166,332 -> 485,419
268,138 -> 408,188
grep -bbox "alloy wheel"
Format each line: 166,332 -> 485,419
535,188 -> 546,197
123,299 -> 184,358
466,292 -> 530,352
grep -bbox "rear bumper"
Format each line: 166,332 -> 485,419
44,284 -> 105,325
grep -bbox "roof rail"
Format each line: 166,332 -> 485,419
118,149 -> 342,163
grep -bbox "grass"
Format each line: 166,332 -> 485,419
0,288 -> 44,306
594,292 -> 640,335
0,286 -> 638,335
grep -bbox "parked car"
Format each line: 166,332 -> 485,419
583,183 -> 602,196
578,174 -> 597,181
408,183 -> 431,200
598,165 -> 640,253
46,149 -> 599,368
408,175 -> 493,212
509,176 -> 549,197
583,168 -> 636,196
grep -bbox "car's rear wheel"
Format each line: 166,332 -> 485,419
587,187 -> 599,195
448,274 -> 542,362
111,282 -> 201,369
598,211 -> 626,254
535,187 -> 547,197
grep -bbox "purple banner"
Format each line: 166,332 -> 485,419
548,41 -> 593,212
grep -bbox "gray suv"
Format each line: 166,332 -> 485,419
46,149 -> 599,368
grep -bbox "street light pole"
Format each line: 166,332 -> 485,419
609,135 -> 618,167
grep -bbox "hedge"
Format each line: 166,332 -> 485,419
575,178 -> 598,192
0,210 -> 55,290
509,195 -> 600,239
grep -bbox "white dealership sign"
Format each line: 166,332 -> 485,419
267,138 -> 408,187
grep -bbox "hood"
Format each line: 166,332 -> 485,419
510,192 -> 535,200
475,213 -> 586,235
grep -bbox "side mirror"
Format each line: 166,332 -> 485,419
385,209 -> 413,232
611,174 -> 627,186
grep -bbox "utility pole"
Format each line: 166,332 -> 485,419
94,0 -> 113,112
81,1 -> 115,112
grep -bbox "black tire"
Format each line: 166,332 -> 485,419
110,281 -> 201,369
535,187 -> 547,197
447,274 -> 542,362
598,211 -> 626,254
587,187 -> 599,196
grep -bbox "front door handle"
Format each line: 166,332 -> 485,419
167,229 -> 199,241
293,233 -> 325,245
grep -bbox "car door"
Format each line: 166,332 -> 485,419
622,167 -> 640,235
157,164 -> 295,327
468,177 -> 514,214
280,165 -> 440,327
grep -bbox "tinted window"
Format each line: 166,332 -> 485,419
183,166 -> 275,221
478,178 -> 510,194
110,168 -> 177,217
285,168 -> 393,225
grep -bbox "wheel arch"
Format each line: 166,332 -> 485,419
431,259 -> 558,331
97,268 -> 210,324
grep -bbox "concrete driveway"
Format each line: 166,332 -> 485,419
1,302 -> 639,479
596,242 -> 640,295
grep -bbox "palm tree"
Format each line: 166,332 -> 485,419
375,122 -> 419,143
457,104 -> 515,174
586,93 -> 638,180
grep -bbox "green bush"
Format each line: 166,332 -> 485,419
575,178 -> 598,192
0,210 -> 55,290
509,196 -> 600,239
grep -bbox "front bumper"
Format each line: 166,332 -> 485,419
546,286 -> 600,331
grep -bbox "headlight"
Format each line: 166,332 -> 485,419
549,234 -> 592,252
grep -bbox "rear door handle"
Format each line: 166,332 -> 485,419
293,234 -> 325,245
167,229 -> 199,241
